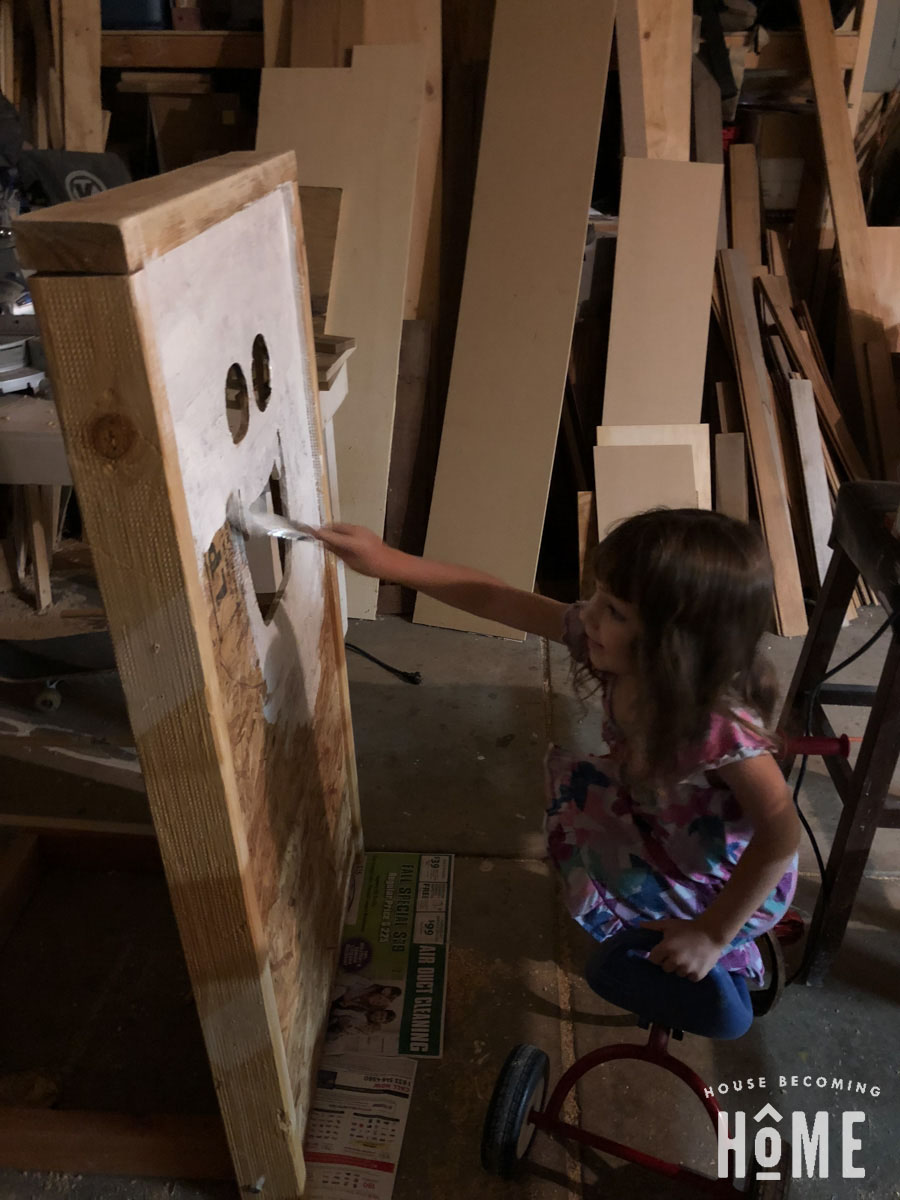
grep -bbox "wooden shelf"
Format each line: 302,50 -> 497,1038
101,30 -> 263,70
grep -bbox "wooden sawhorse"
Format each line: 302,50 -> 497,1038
779,482 -> 900,985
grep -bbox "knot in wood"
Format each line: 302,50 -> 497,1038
91,413 -> 136,460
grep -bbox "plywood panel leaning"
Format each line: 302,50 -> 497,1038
414,0 -> 616,639
258,46 -> 425,620
602,158 -> 723,427
15,152 -> 360,1197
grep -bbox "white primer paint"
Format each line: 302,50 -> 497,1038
139,185 -> 325,723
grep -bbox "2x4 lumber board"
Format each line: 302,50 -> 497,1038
61,0 -> 103,152
789,378 -> 833,586
728,144 -> 763,272
595,424 -> 712,510
719,249 -> 807,636
0,1109 -> 232,1180
101,31 -> 264,70
616,0 -> 692,161
602,158 -> 723,427
756,273 -> 867,480
414,0 -> 615,639
14,151 -> 298,275
257,47 -> 425,620
594,443 -> 698,537
715,432 -> 749,522
18,157 -> 360,1197
577,490 -> 598,600
799,0 -> 900,479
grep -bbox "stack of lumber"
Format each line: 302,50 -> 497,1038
411,0 -> 892,640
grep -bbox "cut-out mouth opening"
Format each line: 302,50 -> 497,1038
244,468 -> 290,624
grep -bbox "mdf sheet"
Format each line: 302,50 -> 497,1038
257,46 -> 425,619
414,0 -> 615,639
601,158 -> 723,427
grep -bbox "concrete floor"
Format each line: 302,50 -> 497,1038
0,611 -> 898,1199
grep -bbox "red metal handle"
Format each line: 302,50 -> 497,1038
780,734 -> 850,758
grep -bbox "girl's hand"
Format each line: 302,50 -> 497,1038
315,523 -> 398,579
641,917 -> 727,982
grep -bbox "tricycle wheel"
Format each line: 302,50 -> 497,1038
481,1043 -> 549,1179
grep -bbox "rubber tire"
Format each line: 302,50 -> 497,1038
751,930 -> 787,1018
481,1044 -> 549,1179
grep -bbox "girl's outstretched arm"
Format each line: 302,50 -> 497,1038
645,752 -> 801,980
315,523 -> 568,642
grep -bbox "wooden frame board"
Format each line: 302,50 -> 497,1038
616,0 -> 692,161
594,443 -> 698,537
601,158 -> 723,427
691,54 -> 728,251
595,424 -> 712,510
799,0 -> 900,478
718,249 -> 807,636
15,152 -> 360,1196
257,47 -> 425,620
414,0 -> 616,639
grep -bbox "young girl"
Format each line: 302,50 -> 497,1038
316,508 -> 800,986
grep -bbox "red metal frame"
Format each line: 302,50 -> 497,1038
528,1023 -> 742,1197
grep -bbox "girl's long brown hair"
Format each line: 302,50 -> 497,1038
578,508 -> 780,785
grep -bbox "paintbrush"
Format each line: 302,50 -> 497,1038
227,496 -> 319,543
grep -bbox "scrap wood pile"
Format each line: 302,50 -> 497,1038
554,0 -> 895,640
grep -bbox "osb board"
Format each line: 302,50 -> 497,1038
415,0 -> 615,639
257,47 -> 425,620
601,158 -> 723,427
17,157 -> 359,1197
595,424 -> 712,510
616,0 -> 692,161
594,443 -> 698,537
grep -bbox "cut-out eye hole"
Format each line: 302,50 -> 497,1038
245,469 -> 288,624
225,363 -> 249,443
252,334 -> 271,412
